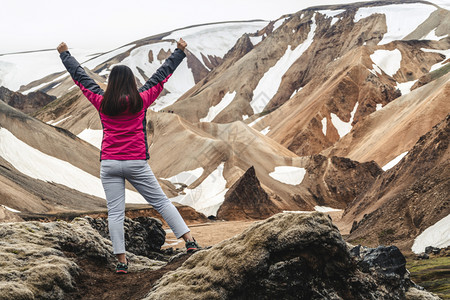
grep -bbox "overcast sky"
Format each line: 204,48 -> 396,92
1,0 -> 448,54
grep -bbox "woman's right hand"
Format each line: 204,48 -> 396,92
177,38 -> 187,52
57,42 -> 68,54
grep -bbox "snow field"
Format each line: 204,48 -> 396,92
353,3 -> 437,45
250,14 -> 317,114
0,128 -> 147,204
330,102 -> 358,138
269,166 -> 306,185
167,163 -> 228,216
0,49 -> 95,91
382,151 -> 408,171
370,49 -> 402,77
412,214 -> 450,254
200,91 -> 236,122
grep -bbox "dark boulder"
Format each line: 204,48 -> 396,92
85,216 -> 166,260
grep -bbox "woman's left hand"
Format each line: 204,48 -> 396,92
57,42 -> 68,54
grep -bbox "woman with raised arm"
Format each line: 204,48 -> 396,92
57,39 -> 199,274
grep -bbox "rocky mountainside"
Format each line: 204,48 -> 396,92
0,86 -> 55,114
344,114 -> 450,252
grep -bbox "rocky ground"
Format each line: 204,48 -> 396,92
1,212 -> 444,300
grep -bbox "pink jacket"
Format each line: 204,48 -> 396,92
60,48 -> 186,160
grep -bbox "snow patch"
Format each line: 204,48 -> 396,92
318,9 -> 345,26
370,49 -> 402,77
260,126 -> 270,135
272,17 -> 289,32
353,3 -> 437,45
321,118 -> 327,136
77,129 -> 103,149
22,73 -> 68,95
161,167 -> 204,187
0,128 -> 146,203
200,91 -> 236,122
1,205 -> 21,213
250,14 -> 316,114
396,80 -> 417,96
382,151 -> 408,171
168,163 -> 228,216
249,35 -> 263,46
421,48 -> 450,72
422,29 -> 448,41
248,115 -> 267,127
269,166 -> 306,185
330,102 -> 358,138
412,214 -> 450,254
314,206 -> 342,213
47,115 -> 72,126
376,104 -> 383,111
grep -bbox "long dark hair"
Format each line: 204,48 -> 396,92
101,65 -> 143,116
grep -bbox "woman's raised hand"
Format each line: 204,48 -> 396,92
177,38 -> 187,51
57,42 -> 68,54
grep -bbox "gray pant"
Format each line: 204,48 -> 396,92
100,160 -> 190,254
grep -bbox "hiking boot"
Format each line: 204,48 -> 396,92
185,239 -> 200,253
116,261 -> 128,274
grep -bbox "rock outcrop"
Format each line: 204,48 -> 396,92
0,86 -> 56,114
216,166 -> 281,220
145,212 -> 438,299
0,218 -> 165,300
302,155 -> 382,208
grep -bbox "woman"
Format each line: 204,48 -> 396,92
57,39 -> 199,274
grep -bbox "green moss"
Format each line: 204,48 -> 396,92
407,256 -> 450,299
429,63 -> 450,81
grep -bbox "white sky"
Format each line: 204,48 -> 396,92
0,0 -> 449,54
